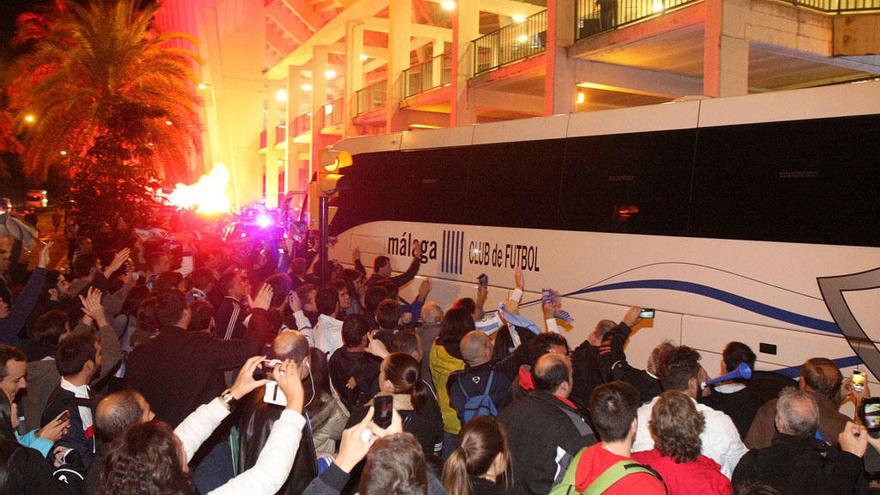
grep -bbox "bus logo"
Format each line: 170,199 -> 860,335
818,267 -> 880,381
442,230 -> 465,274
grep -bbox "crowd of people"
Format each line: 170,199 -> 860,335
0,214 -> 879,495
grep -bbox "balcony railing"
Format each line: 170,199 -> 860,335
576,0 -> 880,40
319,102 -> 345,128
292,112 -> 310,137
356,80 -> 388,115
402,52 -> 453,99
473,10 -> 548,77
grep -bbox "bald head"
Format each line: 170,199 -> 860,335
775,388 -> 819,436
421,302 -> 443,325
273,331 -> 310,364
95,390 -> 153,443
460,331 -> 492,366
534,353 -> 573,397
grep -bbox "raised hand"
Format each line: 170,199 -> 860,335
229,355 -> 270,401
37,242 -> 53,269
273,359 -> 305,413
79,287 -> 107,327
251,284 -> 273,311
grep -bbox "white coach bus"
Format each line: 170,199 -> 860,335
324,81 -> 880,385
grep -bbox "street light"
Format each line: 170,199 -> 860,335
24,114 -> 35,124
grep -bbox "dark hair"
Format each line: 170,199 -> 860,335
373,256 -> 390,274
442,416 -> 510,495
216,270 -> 242,297
0,346 -> 26,381
99,420 -> 189,495
29,310 -> 68,347
722,342 -> 756,375
436,308 -> 476,360
452,298 -> 477,317
187,268 -> 215,292
378,281 -> 399,301
533,354 -> 570,392
151,290 -> 188,328
365,286 -> 389,313
0,393 -> 22,488
136,296 -> 161,334
73,253 -> 99,279
342,314 -> 372,348
121,285 -> 151,317
360,433 -> 427,495
154,272 -> 184,294
187,300 -> 214,333
590,381 -> 641,442
377,299 -> 402,330
391,329 -> 420,357
316,287 -> 339,316
800,357 -> 842,399
288,257 -> 308,277
527,333 -> 569,366
95,390 -> 147,443
658,346 -> 702,392
735,483 -> 783,495
649,391 -> 704,463
295,283 -> 316,305
56,333 -> 97,376
382,353 -> 429,413
341,269 -> 364,297
265,273 -> 292,308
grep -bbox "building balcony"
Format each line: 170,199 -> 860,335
473,10 -> 548,77
355,80 -> 388,116
402,52 -> 453,99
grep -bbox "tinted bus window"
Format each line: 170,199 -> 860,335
395,147 -> 472,225
559,129 -> 696,236
332,151 -> 401,235
465,139 -> 566,229
690,115 -> 880,247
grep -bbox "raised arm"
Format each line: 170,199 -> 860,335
0,243 -> 51,346
388,240 -> 422,287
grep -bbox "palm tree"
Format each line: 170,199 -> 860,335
8,0 -> 201,183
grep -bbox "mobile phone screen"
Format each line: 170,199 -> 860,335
374,395 -> 393,429
639,309 -> 655,319
864,401 -> 880,431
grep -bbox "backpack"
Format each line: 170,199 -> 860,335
457,370 -> 498,422
549,448 -> 661,495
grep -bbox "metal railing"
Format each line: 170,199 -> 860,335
473,10 -> 548,77
402,52 -> 453,99
355,80 -> 388,115
576,0 -> 879,40
291,112 -> 310,137
318,102 -> 345,128
576,0 -> 699,39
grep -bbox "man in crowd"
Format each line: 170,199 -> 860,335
447,331 -> 512,423
329,314 -> 381,412
632,345 -> 746,478
499,353 -> 597,494
214,269 -> 251,340
554,381 -> 665,495
310,286 -> 345,356
746,357 -> 849,449
733,388 -> 867,495
357,240 -> 423,288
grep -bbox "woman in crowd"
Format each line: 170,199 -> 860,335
442,416 -> 511,495
430,307 -> 475,455
348,352 -> 443,456
633,390 -> 732,495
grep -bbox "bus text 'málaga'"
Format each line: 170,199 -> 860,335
386,231 -> 541,272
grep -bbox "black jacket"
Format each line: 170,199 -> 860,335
41,386 -> 95,469
3,445 -> 79,495
702,371 -> 797,438
124,313 -> 270,427
347,394 -> 443,456
328,349 -> 380,412
498,391 -> 597,495
597,323 -> 661,404
238,390 -> 317,495
732,433 -> 864,495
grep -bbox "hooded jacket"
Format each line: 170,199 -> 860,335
328,348 -> 381,412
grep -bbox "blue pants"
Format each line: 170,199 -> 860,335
192,438 -> 235,493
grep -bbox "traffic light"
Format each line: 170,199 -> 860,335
309,148 -> 352,229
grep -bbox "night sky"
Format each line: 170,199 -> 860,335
0,0 -> 52,72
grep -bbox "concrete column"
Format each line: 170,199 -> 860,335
704,0 -> 750,97
345,21 -> 365,137
310,45 -> 330,178
432,38 -> 444,89
265,80 -> 284,208
545,0 -> 578,115
451,0 -> 479,125
387,0 -> 412,132
286,65 -> 306,193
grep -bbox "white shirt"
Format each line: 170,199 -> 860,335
59,378 -> 93,433
632,395 -> 747,479
313,314 -> 343,356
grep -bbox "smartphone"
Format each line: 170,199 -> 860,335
861,398 -> 880,432
374,395 -> 393,429
252,359 -> 283,381
639,308 -> 655,319
477,274 -> 488,288
853,370 -> 867,393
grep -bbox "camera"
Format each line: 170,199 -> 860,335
861,397 -> 880,433
252,359 -> 283,381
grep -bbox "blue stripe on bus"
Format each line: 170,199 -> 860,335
567,279 -> 841,335
771,355 -> 863,378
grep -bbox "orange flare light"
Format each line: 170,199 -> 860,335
168,164 -> 231,214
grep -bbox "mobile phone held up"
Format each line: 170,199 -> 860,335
477,274 -> 488,288
374,395 -> 393,429
252,359 -> 283,381
853,370 -> 867,393
639,308 -> 655,319
860,397 -> 880,433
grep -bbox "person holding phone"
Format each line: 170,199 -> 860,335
346,353 -> 443,457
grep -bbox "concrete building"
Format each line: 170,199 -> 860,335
155,0 -> 880,208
